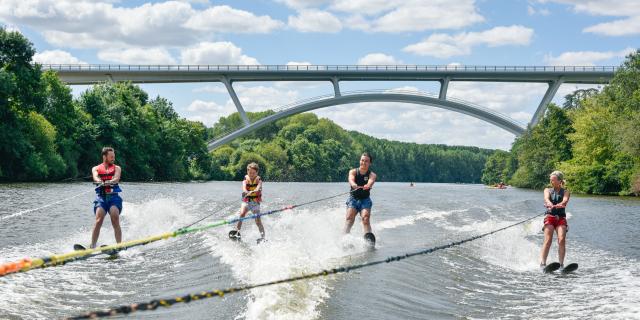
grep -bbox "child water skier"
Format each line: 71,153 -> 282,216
229,162 -> 266,243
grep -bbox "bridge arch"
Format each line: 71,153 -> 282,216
207,90 -> 526,150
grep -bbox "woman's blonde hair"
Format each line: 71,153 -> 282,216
550,170 -> 564,185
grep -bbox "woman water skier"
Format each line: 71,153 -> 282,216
539,170 -> 571,271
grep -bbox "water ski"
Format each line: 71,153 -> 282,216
256,237 -> 267,245
228,230 -> 242,242
543,262 -> 561,273
73,244 -> 119,258
364,232 -> 376,248
561,263 -> 579,274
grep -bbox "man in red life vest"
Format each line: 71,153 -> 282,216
90,147 -> 123,249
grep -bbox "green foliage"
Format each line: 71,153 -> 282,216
20,111 -> 66,180
481,150 -> 515,185
485,50 -> 640,196
77,82 -> 211,181
509,104 -> 574,189
209,111 -> 492,183
563,88 -> 599,110
558,50 -> 640,195
0,28 -> 212,182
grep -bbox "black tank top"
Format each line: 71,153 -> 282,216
351,169 -> 370,200
547,188 -> 566,217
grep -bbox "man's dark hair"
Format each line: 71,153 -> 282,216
102,147 -> 114,157
361,152 -> 373,163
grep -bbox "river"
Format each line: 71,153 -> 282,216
1,182 -> 638,319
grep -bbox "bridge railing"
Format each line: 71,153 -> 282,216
39,64 -> 619,73
209,89 -> 525,142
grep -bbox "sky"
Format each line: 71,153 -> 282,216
1,0 -> 639,150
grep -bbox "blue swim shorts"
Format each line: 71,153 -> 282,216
346,197 -> 373,212
94,194 -> 123,215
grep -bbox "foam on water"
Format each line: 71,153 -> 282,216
431,208 -> 640,319
205,206 -> 468,320
374,208 -> 462,231
0,197 -> 199,319
205,206 -> 363,320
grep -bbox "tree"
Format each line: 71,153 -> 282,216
509,104 -> 573,189
481,150 -> 514,185
559,50 -> 640,195
563,88 -> 599,110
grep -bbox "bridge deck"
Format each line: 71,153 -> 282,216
43,64 -> 616,85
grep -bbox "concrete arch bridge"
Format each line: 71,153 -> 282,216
44,64 -> 616,150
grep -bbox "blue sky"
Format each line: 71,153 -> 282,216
1,0 -> 638,149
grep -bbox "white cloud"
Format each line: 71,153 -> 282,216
180,42 -> 259,65
187,99 -> 227,112
42,31 -> 116,49
185,99 -> 234,126
551,0 -> 640,17
281,0 -> 485,33
315,102 -> 516,150
369,0 -> 485,32
547,0 -> 640,36
276,0 -> 332,10
288,9 -> 342,33
2,24 -> 22,33
234,84 -> 301,110
357,53 -> 402,65
553,83 -> 603,105
584,17 -> 640,36
510,111 -> 534,122
528,5 -> 536,15
177,0 -> 210,4
0,0 -> 282,50
185,83 -> 305,126
332,0 -> 484,33
97,48 -> 176,64
343,14 -> 371,30
330,0 -> 397,16
527,5 -> 550,16
403,25 -> 534,58
33,49 -> 86,64
287,61 -> 313,65
448,82 -> 547,115
385,86 -> 420,93
184,5 -> 284,33
193,85 -> 228,94
544,48 -> 635,65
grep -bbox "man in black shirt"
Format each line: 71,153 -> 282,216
344,153 -> 377,245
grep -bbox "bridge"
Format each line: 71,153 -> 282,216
43,64 -> 616,149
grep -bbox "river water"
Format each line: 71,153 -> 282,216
0,182 -> 638,319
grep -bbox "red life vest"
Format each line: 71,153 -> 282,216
97,163 -> 117,194
243,176 -> 262,203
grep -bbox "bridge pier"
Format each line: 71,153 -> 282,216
222,76 -> 250,126
531,78 -> 564,127
439,77 -> 450,100
331,77 -> 341,97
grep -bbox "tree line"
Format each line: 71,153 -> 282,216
208,111 -> 492,182
1,28 -> 491,183
481,50 -> 640,196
